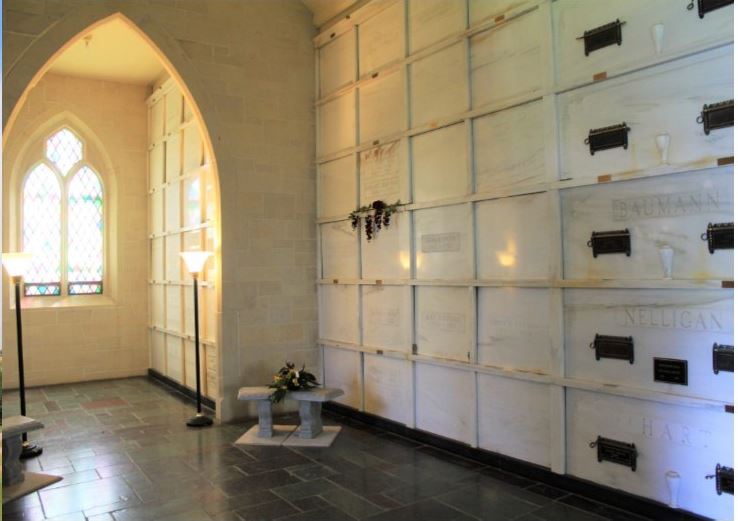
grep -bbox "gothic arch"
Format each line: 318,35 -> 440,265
2,8 -> 231,418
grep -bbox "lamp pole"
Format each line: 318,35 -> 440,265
3,252 -> 43,459
187,270 -> 211,427
180,251 -> 214,428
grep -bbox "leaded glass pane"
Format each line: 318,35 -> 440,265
68,166 -> 103,294
46,128 -> 82,177
23,164 -> 62,296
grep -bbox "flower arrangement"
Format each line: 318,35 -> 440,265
349,199 -> 403,241
268,361 -> 319,403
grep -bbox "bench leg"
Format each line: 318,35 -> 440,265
298,401 -> 323,439
3,434 -> 25,486
256,400 -> 274,438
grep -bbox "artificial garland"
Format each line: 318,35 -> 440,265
268,361 -> 319,403
349,200 -> 403,241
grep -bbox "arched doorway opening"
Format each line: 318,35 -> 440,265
3,13 -> 225,418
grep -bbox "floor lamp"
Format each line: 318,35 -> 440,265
2,252 -> 43,458
180,250 -> 214,428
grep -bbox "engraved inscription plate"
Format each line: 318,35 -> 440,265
360,141 -> 401,204
593,436 -> 637,471
421,311 -> 466,333
713,343 -> 734,374
591,334 -> 634,364
612,190 -> 721,222
654,358 -> 689,385
616,306 -> 728,332
421,232 -> 461,253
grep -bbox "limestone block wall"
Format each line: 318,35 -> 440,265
2,73 -> 149,386
2,0 -> 317,420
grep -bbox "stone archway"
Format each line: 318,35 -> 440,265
3,1 -> 318,422
2,8 -> 234,419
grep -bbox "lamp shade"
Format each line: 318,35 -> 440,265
2,252 -> 33,278
180,251 -> 213,274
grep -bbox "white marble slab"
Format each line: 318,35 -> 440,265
323,347 -> 362,409
362,285 -> 412,352
361,211 -> 411,280
412,123 -> 468,204
558,47 -> 733,181
415,363 -> 474,444
478,287 -> 552,373
359,140 -> 407,207
319,91 -> 356,156
319,155 -> 357,219
410,42 -> 468,127
476,193 -> 552,280
364,354 -> 413,425
414,204 -> 473,280
553,0 -> 734,89
477,374 -> 551,467
320,30 -> 356,96
359,70 -> 405,143
567,389 -> 733,520
319,286 -> 360,344
409,0 -> 466,53
561,169 -> 733,280
415,286 -> 472,362
321,221 -> 359,279
473,100 -> 546,194
565,288 -> 734,402
471,7 -> 543,109
358,0 -> 405,75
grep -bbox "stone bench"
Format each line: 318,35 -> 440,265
3,415 -> 62,504
237,386 -> 344,439
3,416 -> 44,487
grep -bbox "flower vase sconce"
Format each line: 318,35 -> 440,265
655,133 -> 671,164
349,200 -> 403,241
658,244 -> 674,279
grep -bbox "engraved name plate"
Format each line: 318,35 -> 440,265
577,19 -> 626,56
713,343 -> 734,374
421,232 -> 461,253
592,436 -> 637,471
588,229 -> 631,257
591,334 -> 634,364
654,358 -> 688,385
702,222 -> 733,253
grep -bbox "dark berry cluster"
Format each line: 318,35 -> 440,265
348,199 -> 402,242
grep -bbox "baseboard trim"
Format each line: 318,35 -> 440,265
147,369 -> 216,411
323,402 -> 709,521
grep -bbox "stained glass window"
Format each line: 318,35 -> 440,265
23,164 -> 62,296
21,127 -> 105,297
68,167 -> 103,295
46,128 -> 82,177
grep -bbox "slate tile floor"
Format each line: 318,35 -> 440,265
2,378 -> 651,521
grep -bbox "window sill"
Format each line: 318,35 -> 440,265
19,295 -> 117,310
